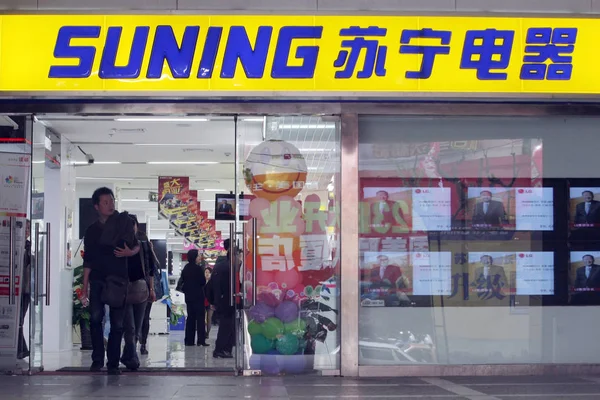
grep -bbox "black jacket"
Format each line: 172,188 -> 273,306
180,261 -> 206,303
212,255 -> 233,313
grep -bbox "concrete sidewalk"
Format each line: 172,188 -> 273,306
1,374 -> 599,399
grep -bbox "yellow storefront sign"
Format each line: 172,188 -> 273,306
0,15 -> 596,94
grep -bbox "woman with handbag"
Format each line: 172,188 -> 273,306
120,216 -> 155,371
140,241 -> 162,356
181,249 -> 209,347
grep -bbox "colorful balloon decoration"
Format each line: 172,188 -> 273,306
248,321 -> 262,336
261,317 -> 284,340
276,333 -> 300,355
275,300 -> 299,323
251,334 -> 274,354
257,291 -> 281,308
284,319 -> 307,337
248,302 -> 275,323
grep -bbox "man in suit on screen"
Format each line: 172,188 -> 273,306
574,191 -> 600,225
217,199 -> 234,215
372,190 -> 406,229
369,254 -> 409,289
471,190 -> 508,227
471,255 -> 508,296
574,254 -> 600,289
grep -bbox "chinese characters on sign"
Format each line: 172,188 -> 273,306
333,26 -> 577,81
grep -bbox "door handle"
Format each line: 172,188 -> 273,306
229,223 -> 234,308
34,223 -> 40,306
8,217 -> 15,306
252,218 -> 257,306
34,222 -> 50,306
45,222 -> 51,306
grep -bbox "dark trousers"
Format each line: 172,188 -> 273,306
185,300 -> 206,345
90,280 -> 127,369
122,301 -> 147,366
139,301 -> 152,346
89,280 -> 106,365
17,292 -> 30,356
215,308 -> 235,354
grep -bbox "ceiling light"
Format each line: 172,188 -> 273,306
115,117 -> 209,122
72,161 -> 121,165
241,118 -> 264,122
121,199 -> 149,202
147,161 -> 218,165
32,161 -> 45,164
135,143 -> 211,146
76,177 -> 133,181
279,124 -> 336,129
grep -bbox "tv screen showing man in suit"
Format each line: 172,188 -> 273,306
468,188 -> 510,229
214,194 -> 251,221
468,253 -> 513,302
360,252 -> 412,306
570,188 -> 600,228
570,252 -> 600,292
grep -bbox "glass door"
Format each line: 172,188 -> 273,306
28,116 -> 50,374
233,116 -> 267,375
0,115 -> 33,374
234,115 -> 342,376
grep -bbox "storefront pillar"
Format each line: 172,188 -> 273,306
340,113 -> 360,377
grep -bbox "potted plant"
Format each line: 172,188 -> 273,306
73,264 -> 92,350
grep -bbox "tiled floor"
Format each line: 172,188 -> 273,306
40,329 -> 235,371
2,375 -> 600,399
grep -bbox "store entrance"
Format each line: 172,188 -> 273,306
8,113 -> 341,375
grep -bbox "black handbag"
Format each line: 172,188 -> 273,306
127,279 -> 149,305
101,275 -> 129,308
126,250 -> 149,305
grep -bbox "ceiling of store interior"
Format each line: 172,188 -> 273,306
36,114 -> 340,244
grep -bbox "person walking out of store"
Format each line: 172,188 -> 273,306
80,187 -> 140,375
212,239 -> 236,358
140,241 -> 161,356
120,215 -> 156,370
180,249 -> 209,347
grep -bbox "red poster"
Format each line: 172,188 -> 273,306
158,176 -> 190,221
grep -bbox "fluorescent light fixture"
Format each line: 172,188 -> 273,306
202,189 -> 226,192
72,161 -> 121,165
76,177 -> 133,181
147,161 -> 218,165
279,123 -> 336,129
241,117 -> 264,122
121,199 -> 149,202
135,143 -> 211,146
115,117 -> 209,122
32,160 -> 45,164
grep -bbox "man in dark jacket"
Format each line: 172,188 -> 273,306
80,187 -> 140,375
211,239 -> 236,358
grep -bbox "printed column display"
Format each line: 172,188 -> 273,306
244,140 -> 339,374
0,153 -> 30,368
158,177 -> 221,256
